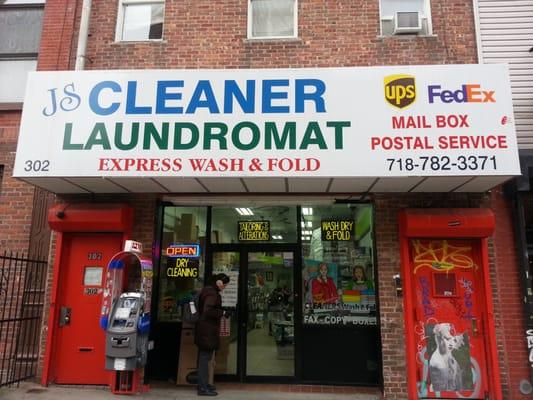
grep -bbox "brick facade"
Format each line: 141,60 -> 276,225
0,111 -> 35,253
82,0 -> 476,70
490,189 -> 530,399
19,0 -> 530,398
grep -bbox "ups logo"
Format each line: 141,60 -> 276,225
384,74 -> 416,109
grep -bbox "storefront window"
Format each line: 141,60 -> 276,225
211,206 -> 297,243
301,204 -> 377,326
157,206 -> 207,322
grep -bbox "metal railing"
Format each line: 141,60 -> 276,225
0,251 -> 47,387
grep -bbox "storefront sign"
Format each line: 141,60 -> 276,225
238,221 -> 270,241
321,220 -> 354,241
166,258 -> 199,278
165,244 -> 200,258
13,65 -> 520,180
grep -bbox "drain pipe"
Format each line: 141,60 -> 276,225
75,0 -> 92,70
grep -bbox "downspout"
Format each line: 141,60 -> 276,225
75,0 -> 92,70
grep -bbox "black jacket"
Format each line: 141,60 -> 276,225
194,284 -> 224,350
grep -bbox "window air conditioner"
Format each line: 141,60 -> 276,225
393,11 -> 422,34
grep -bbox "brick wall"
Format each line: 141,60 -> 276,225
80,0 -> 476,70
0,111 -> 35,253
490,188 -> 530,399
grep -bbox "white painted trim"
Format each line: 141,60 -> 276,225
115,0 -> 125,42
247,0 -> 298,40
425,0 -> 433,35
472,0 -> 483,64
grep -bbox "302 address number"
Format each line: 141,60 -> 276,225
24,160 -> 50,172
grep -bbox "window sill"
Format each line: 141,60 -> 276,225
377,34 -> 437,39
244,37 -> 302,44
111,39 -> 167,45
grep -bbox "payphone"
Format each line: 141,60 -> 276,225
100,240 -> 153,394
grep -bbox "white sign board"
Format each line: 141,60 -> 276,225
14,65 -> 520,178
220,271 -> 239,308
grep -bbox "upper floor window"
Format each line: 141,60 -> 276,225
248,0 -> 297,39
0,0 -> 44,105
0,1 -> 44,58
380,0 -> 432,36
116,0 -> 164,42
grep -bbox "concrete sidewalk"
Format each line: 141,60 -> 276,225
0,382 -> 382,400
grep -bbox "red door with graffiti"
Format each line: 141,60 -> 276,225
53,233 -> 122,384
410,239 -> 489,399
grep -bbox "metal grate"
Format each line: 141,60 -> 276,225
0,251 -> 47,387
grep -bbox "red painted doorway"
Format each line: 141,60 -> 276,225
52,233 -> 122,384
409,239 -> 489,399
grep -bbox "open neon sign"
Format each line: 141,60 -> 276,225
165,244 -> 200,258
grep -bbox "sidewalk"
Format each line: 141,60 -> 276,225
0,382 -> 382,400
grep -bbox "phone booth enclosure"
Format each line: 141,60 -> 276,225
399,209 -> 502,400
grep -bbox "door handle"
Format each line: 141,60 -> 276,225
471,317 -> 479,337
59,306 -> 72,327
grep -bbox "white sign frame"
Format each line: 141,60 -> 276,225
14,64 -> 520,179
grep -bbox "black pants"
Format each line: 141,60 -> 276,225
197,349 -> 214,391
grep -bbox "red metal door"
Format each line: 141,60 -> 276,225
53,233 -> 122,384
410,239 -> 489,399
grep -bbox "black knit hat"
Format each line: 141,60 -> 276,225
214,273 -> 230,284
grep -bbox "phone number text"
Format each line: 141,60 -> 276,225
387,155 -> 497,172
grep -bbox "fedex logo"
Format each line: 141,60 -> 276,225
428,84 -> 495,104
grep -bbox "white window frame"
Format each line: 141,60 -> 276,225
115,0 -> 164,42
247,0 -> 298,40
378,0 -> 433,37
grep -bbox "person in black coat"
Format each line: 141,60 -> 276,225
195,273 -> 230,396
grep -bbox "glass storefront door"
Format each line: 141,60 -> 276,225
212,249 -> 296,381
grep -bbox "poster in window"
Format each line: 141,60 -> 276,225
303,259 -> 376,326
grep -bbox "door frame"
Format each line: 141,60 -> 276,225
207,243 -> 301,383
399,209 -> 502,400
42,204 -> 132,386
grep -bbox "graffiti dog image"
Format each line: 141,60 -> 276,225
429,323 -> 465,391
